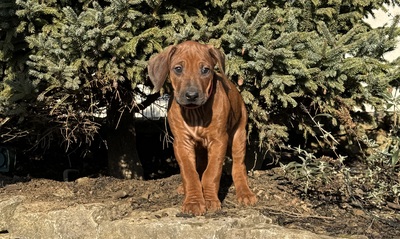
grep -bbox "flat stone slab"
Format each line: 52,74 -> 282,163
0,196 -> 340,239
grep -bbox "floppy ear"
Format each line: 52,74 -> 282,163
208,46 -> 226,74
147,45 -> 176,93
208,46 -> 231,90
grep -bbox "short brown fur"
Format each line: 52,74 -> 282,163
148,41 -> 257,215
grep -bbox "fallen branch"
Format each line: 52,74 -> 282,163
262,206 -> 335,220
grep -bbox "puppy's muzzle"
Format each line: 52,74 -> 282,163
176,87 -> 207,109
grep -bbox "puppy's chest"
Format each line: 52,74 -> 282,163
168,104 -> 228,144
181,108 -> 211,127
180,108 -> 216,143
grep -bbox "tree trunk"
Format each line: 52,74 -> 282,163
106,106 -> 143,180
105,82 -> 161,180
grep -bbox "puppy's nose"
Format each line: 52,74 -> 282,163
185,91 -> 199,102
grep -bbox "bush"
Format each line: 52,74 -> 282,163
0,0 -> 399,202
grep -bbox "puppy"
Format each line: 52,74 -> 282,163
148,41 -> 257,215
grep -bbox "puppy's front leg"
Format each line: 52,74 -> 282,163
201,135 -> 228,212
173,138 -> 206,216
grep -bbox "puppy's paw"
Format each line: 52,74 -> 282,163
182,201 -> 206,216
237,191 -> 257,206
205,199 -> 221,212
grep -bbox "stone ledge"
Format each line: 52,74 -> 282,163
0,196 -> 339,239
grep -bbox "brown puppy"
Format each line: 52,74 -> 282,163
148,41 -> 257,215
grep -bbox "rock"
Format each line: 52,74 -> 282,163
111,190 -> 129,200
98,210 -> 336,239
75,177 -> 91,185
0,196 -> 341,239
7,202 -> 102,238
0,196 -> 23,232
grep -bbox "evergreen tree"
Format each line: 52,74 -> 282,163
0,0 -> 399,184
219,0 -> 400,162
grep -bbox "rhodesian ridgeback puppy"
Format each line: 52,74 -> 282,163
147,41 -> 257,215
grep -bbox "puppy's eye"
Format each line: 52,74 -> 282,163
201,67 -> 210,75
174,66 -> 183,74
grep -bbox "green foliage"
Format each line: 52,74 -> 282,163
281,145 -> 349,195
0,0 -> 399,204
0,0 -> 33,139
358,88 -> 400,207
362,130 -> 400,207
210,1 -> 400,162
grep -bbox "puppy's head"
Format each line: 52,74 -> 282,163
148,41 -> 225,109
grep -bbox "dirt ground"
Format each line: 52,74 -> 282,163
1,166 -> 399,239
